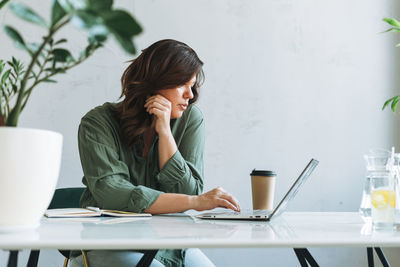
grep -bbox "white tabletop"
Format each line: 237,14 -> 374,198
0,212 -> 399,250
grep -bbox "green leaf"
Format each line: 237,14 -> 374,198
89,33 -> 107,44
51,48 -> 74,62
43,79 -> 57,83
54,38 -> 67,45
60,0 -> 112,11
27,71 -> 37,80
26,42 -> 41,53
73,10 -> 102,29
51,0 -> 67,27
0,0 -> 10,9
56,0 -> 73,13
102,10 -> 142,38
1,69 -> 11,85
392,97 -> 400,112
100,10 -> 142,54
383,18 -> 400,27
35,59 -> 43,68
380,27 -> 400,34
87,0 -> 113,11
8,58 -> 21,74
10,2 -> 47,28
383,96 -> 396,110
0,60 -> 4,75
67,0 -> 86,9
78,49 -> 87,60
4,25 -> 26,49
113,35 -> 136,54
54,68 -> 66,74
88,25 -> 108,42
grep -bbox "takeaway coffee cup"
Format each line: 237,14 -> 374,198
250,169 -> 276,210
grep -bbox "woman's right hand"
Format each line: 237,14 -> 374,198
190,187 -> 241,212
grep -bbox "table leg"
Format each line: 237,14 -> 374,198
301,248 -> 319,266
374,247 -> 390,267
7,251 -> 18,267
27,250 -> 40,267
367,247 -> 374,267
137,250 -> 158,267
293,248 -> 319,267
294,249 -> 308,267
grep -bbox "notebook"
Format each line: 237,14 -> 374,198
44,207 -> 152,218
196,158 -> 319,221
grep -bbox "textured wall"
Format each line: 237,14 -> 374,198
1,0 -> 400,266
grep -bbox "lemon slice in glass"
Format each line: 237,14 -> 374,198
371,190 -> 396,210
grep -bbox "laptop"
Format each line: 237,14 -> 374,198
196,158 -> 319,221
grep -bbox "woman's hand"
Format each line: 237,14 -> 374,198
191,187 -> 241,212
144,94 -> 172,136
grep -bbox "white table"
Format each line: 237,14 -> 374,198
0,212 -> 397,266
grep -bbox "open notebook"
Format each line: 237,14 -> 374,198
45,207 -> 151,218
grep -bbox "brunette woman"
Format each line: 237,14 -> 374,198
71,39 -> 240,267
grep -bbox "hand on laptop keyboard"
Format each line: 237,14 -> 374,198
191,187 -> 241,212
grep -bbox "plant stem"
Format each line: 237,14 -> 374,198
21,46 -> 53,110
21,51 -> 92,111
6,17 -> 70,126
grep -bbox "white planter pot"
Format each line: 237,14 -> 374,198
0,127 -> 63,232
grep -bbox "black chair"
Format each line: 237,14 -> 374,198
24,188 -> 88,267
25,187 -> 158,267
48,187 -> 88,267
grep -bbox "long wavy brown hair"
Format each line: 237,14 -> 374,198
114,39 -> 204,148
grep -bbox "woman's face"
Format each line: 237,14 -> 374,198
157,75 -> 196,119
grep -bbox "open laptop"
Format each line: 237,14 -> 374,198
196,158 -> 319,221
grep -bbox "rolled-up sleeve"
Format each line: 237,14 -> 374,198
155,105 -> 204,195
78,117 -> 162,213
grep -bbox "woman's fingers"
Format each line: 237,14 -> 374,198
145,95 -> 171,109
146,101 -> 168,113
220,193 -> 241,212
207,187 -> 241,212
144,94 -> 172,135
218,199 -> 238,211
214,187 -> 240,209
147,107 -> 163,116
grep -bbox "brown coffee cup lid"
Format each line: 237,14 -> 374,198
250,169 -> 276,176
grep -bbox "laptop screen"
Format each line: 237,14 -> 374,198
269,159 -> 319,219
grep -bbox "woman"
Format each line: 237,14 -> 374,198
70,39 -> 240,267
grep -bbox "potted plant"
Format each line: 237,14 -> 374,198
382,18 -> 400,112
0,0 -> 141,231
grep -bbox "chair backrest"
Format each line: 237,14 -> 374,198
47,187 -> 86,260
48,187 -> 85,209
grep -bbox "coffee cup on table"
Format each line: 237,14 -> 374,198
250,169 -> 276,210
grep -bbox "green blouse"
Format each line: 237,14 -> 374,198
76,102 -> 205,266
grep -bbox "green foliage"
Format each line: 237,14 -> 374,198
0,58 -> 25,124
0,0 -> 10,10
0,0 -> 142,126
383,96 -> 400,112
4,26 -> 26,49
51,0 -> 67,27
382,18 -> 400,113
10,2 -> 48,28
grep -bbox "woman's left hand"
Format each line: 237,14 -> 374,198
144,94 -> 172,136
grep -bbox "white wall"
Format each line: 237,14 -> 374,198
1,0 -> 400,266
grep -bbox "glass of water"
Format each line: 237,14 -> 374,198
370,171 -> 396,230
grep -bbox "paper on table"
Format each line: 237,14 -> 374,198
45,207 -> 152,218
45,208 -> 101,218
